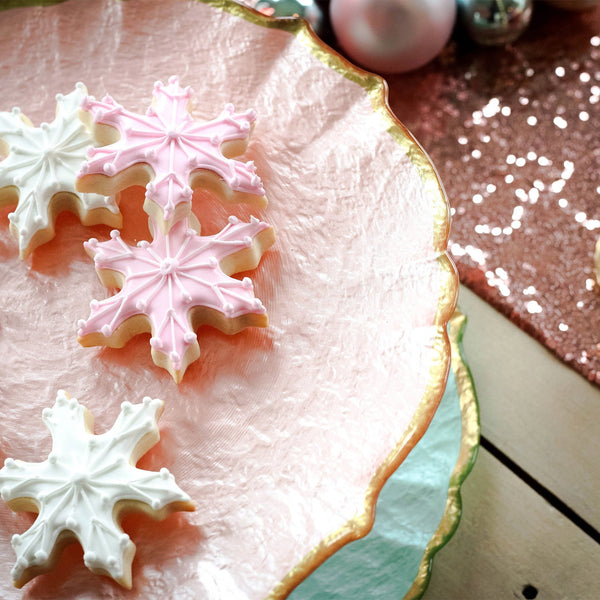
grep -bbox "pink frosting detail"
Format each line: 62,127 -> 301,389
79,77 -> 264,222
78,217 -> 271,371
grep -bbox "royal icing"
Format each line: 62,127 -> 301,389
0,83 -> 119,258
78,215 -> 274,381
78,76 -> 265,228
0,391 -> 193,589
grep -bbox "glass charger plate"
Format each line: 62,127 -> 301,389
0,1 -> 460,598
294,310 -> 479,599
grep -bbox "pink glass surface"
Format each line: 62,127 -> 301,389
0,1 -> 450,598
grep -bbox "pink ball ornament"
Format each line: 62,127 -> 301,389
329,0 -> 456,74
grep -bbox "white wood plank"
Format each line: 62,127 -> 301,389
459,285 -> 600,531
423,448 -> 600,599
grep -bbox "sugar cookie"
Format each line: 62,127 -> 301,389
0,83 -> 120,259
78,216 -> 275,382
0,391 -> 194,589
77,76 -> 266,233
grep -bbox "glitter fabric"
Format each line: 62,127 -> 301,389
389,5 -> 600,384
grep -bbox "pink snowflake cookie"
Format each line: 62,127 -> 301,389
78,216 -> 275,382
76,76 -> 266,233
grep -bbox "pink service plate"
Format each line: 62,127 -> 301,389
0,0 -> 456,597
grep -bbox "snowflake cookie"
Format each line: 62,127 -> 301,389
0,83 -> 120,259
0,391 -> 194,589
78,215 -> 275,382
77,76 -> 266,233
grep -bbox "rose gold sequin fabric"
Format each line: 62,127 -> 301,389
388,6 -> 600,384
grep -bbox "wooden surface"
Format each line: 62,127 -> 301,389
425,448 -> 600,599
424,286 -> 600,599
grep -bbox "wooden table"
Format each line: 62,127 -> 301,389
424,286 -> 600,599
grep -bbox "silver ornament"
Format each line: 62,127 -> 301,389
458,0 -> 533,46
253,0 -> 324,35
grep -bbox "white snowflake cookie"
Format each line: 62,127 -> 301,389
0,391 -> 194,588
0,83 -> 121,259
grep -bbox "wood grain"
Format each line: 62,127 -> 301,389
423,447 -> 600,599
458,286 -> 600,532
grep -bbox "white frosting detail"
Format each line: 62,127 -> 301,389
0,390 -> 191,586
0,84 -> 118,255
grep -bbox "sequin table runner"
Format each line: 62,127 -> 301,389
389,6 -> 600,385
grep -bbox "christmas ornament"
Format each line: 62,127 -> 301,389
253,0 -> 324,35
542,0 -> 600,9
457,0 -> 533,46
329,0 -> 456,74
